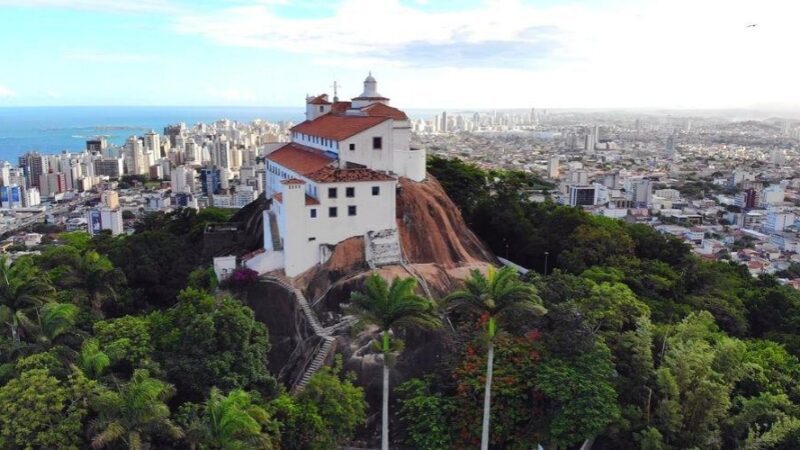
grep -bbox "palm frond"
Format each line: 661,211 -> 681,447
90,420 -> 125,449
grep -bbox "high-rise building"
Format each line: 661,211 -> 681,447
0,185 -> 23,209
87,208 -> 123,236
568,185 -> 597,207
171,165 -> 191,194
143,130 -> 161,159
665,134 -> 676,159
629,179 -> 654,206
101,190 -> 120,209
18,152 -> 47,188
547,156 -> 560,179
124,136 -> 146,175
86,137 -> 108,154
94,158 -> 124,179
200,167 -> 221,195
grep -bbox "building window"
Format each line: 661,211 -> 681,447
328,207 -> 338,217
309,237 -> 316,241
349,143 -> 355,151
373,137 -> 383,149
348,205 -> 357,216
346,187 -> 355,198
328,187 -> 337,198
372,186 -> 380,196
310,208 -> 317,218
319,106 -> 324,112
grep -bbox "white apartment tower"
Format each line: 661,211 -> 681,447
257,74 -> 426,277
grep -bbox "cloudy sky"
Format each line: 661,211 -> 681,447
0,0 -> 795,109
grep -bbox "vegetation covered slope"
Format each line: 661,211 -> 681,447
399,155 -> 800,449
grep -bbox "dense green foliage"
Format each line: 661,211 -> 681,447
8,155 -> 800,449
401,156 -> 800,449
0,208 -> 366,449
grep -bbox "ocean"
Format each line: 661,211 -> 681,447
0,106 -> 306,162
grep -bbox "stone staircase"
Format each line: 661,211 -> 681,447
268,211 -> 283,251
293,336 -> 334,391
261,274 -> 358,393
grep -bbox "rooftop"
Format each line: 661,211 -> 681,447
266,143 -> 334,176
305,166 -> 395,183
292,114 -> 390,141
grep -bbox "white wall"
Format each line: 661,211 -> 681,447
339,121 -> 395,172
276,177 -> 397,276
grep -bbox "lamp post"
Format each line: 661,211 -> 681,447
544,251 -> 550,274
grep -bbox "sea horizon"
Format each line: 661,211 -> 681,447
0,105 -> 448,162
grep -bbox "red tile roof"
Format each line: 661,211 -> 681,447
291,114 -> 389,141
306,166 -> 395,183
307,94 -> 331,105
266,143 -> 334,176
331,101 -> 351,114
272,192 -> 320,205
361,102 -> 408,120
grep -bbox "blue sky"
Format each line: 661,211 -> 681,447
0,0 -> 796,109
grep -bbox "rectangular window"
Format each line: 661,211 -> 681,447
373,137 -> 383,149
310,209 -> 317,218
348,205 -> 357,216
319,106 -> 324,112
328,187 -> 337,198
308,237 -> 316,241
328,207 -> 338,218
346,187 -> 355,198
372,186 -> 380,196
349,143 -> 355,151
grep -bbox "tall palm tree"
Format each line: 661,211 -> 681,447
348,273 -> 442,450
0,256 -> 55,343
445,265 -> 545,450
90,369 -> 184,449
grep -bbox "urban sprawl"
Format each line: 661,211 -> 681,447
5,106 -> 800,286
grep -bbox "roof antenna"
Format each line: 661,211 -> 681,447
332,81 -> 340,103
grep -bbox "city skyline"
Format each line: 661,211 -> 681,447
0,0 -> 798,110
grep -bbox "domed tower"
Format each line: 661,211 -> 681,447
352,72 -> 390,108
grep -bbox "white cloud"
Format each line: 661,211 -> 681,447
0,0 -> 178,14
167,0 -> 800,108
0,85 -> 15,98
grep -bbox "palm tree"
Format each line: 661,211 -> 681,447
78,338 -> 111,379
90,369 -> 184,449
347,273 -> 441,450
3,301 -> 79,346
69,251 -> 124,314
444,265 -> 545,450
189,388 -> 273,450
0,256 -> 55,343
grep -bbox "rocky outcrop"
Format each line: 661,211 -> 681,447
396,176 -> 496,267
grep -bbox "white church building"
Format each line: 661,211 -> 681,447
250,74 -> 426,277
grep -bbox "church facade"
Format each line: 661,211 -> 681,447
257,74 -> 426,277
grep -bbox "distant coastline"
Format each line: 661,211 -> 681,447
0,106 -> 306,161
